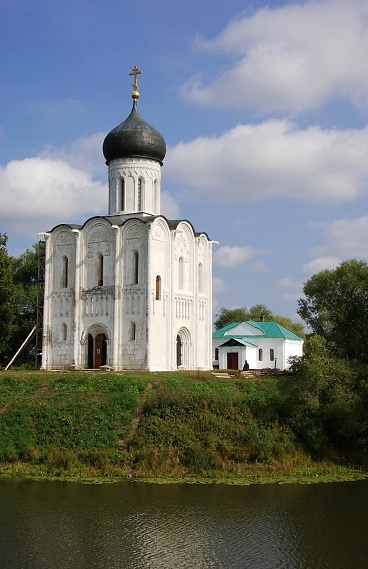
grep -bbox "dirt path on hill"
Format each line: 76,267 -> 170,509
0,402 -> 11,416
119,382 -> 153,447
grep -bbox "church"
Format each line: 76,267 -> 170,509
40,67 -> 214,371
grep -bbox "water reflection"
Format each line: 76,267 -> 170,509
1,479 -> 368,568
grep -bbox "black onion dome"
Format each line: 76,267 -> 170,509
103,102 -> 166,164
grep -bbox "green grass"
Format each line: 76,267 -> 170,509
0,369 -> 366,485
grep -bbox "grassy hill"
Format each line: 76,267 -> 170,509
0,369 -> 366,484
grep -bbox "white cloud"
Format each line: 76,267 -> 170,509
181,0 -> 368,113
277,277 -> 297,289
166,121 -> 368,204
214,245 -> 262,267
311,215 -> 368,260
302,256 -> 341,275
41,133 -> 106,178
0,133 -> 182,248
276,278 -> 304,305
161,190 -> 180,219
301,214 -> 368,277
0,157 -> 105,241
250,260 -> 268,272
213,276 -> 227,294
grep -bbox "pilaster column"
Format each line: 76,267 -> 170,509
111,225 -> 121,369
71,229 -> 82,368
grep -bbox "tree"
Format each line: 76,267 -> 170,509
214,304 -> 274,330
273,314 -> 305,339
9,243 -> 41,364
0,234 -> 16,364
283,335 -> 363,457
298,259 -> 368,362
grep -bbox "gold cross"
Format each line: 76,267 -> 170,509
129,65 -> 142,91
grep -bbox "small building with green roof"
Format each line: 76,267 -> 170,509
213,321 -> 303,371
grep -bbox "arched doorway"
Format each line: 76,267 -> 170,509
176,328 -> 191,369
87,332 -> 107,369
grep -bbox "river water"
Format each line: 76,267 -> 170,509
1,478 -> 368,569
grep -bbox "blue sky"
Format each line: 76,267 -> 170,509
2,0 -> 368,324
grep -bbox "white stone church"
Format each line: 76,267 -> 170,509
40,67 -> 214,371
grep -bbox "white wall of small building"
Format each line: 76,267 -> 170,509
216,345 -> 257,370
284,339 -> 304,366
256,338 -> 285,369
213,335 -> 303,371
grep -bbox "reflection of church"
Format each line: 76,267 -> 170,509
40,67 -> 214,371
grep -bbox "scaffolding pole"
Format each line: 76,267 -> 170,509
5,327 -> 36,370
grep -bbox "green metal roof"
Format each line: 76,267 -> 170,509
213,321 -> 303,341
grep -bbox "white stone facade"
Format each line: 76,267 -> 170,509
41,106 -> 213,370
107,157 -> 161,216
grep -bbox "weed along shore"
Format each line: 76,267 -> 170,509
0,370 -> 366,485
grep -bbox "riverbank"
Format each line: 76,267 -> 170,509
0,459 -> 366,486
1,370 -> 367,485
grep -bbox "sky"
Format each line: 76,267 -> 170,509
2,0 -> 368,325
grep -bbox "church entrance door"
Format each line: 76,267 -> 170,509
94,333 -> 106,368
88,333 -> 107,368
176,335 -> 182,367
227,352 -> 238,370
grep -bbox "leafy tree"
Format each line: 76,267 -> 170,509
0,234 -> 16,364
273,314 -> 305,339
298,259 -> 368,362
9,243 -> 41,364
214,304 -> 274,329
283,335 -> 365,458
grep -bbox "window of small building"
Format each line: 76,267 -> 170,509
259,348 -> 263,361
155,275 -> 161,300
270,348 -> 274,361
215,348 -> 219,360
61,255 -> 68,288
